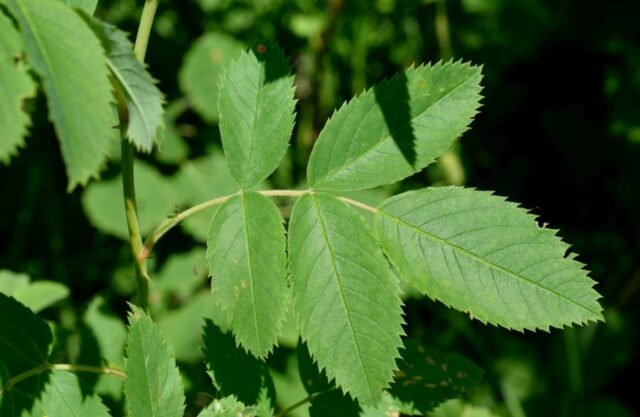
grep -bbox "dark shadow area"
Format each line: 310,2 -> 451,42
374,72 -> 417,167
252,40 -> 290,84
201,319 -> 276,407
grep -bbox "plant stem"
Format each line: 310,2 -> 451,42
140,189 -> 378,260
435,0 -> 452,61
274,391 -> 328,417
0,363 -> 125,395
120,0 -> 159,311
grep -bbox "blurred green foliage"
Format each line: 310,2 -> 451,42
1,0 -> 638,416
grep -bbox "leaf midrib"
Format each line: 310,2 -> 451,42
313,66 -> 479,188
239,193 -> 263,353
379,209 -> 600,317
310,193 -> 375,400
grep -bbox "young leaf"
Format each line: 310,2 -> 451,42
0,10 -> 36,165
207,191 -> 287,357
40,370 -> 111,417
389,340 -> 483,413
288,192 -> 404,405
86,18 -> 164,152
6,0 -> 119,190
202,320 -> 275,410
196,396 -> 254,417
218,42 -> 296,188
307,61 -> 483,191
179,32 -> 244,122
376,187 -> 604,331
124,305 -> 185,417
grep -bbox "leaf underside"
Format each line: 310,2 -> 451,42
307,60 -> 483,191
376,186 -> 604,331
89,18 -> 164,152
207,192 -> 288,358
288,192 -> 404,405
6,0 -> 119,190
218,42 -> 296,188
0,10 -> 36,165
124,305 -> 185,417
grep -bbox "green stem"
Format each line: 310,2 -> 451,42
274,391 -> 329,417
120,0 -> 159,311
140,190 -> 377,260
0,363 -> 125,395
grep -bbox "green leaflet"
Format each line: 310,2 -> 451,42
207,191 -> 287,357
40,371 -> 111,417
0,10 -> 36,165
196,396 -> 255,417
218,43 -> 296,188
86,18 -> 164,152
6,0 -> 119,190
124,305 -> 185,417
376,186 -> 604,331
288,192 -> 404,405
179,32 -> 244,122
307,61 -> 483,191
0,270 -> 69,313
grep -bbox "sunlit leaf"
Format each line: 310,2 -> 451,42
207,192 -> 287,357
6,0 -> 119,189
288,192 -> 404,404
40,370 -> 111,417
124,305 -> 185,417
376,186 -> 604,331
307,61 -> 482,191
0,10 -> 36,165
218,42 -> 296,188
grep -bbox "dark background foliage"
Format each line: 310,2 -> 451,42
1,0 -> 638,416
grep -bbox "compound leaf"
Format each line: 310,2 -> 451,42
207,191 -> 287,358
87,18 -> 164,152
6,0 -> 119,190
307,61 -> 482,191
218,42 -> 296,188
376,187 -> 604,331
40,370 -> 111,417
179,32 -> 243,122
0,10 -> 36,165
288,192 -> 403,405
124,305 -> 185,417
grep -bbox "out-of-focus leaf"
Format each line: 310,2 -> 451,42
0,10 -> 36,165
11,281 -> 69,313
154,248 -> 207,301
0,270 -> 30,294
179,32 -> 243,122
173,149 -> 239,242
61,0 -> 98,14
82,161 -> 178,239
6,0 -> 119,190
124,305 -> 185,417
218,42 -> 296,188
158,292 -> 228,363
427,399 -> 498,417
